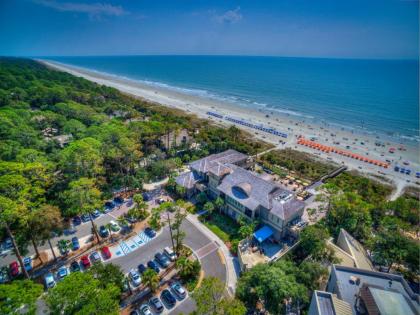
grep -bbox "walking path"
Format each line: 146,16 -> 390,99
186,214 -> 239,296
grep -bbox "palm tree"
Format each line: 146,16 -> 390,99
214,197 -> 224,214
142,268 -> 160,292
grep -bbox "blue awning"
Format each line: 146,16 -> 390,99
253,225 -> 274,243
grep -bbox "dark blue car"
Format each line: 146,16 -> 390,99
71,237 -> 80,250
145,228 -> 156,238
147,260 -> 160,273
72,216 -> 82,226
138,263 -> 147,274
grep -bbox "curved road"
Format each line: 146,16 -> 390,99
111,218 -> 226,314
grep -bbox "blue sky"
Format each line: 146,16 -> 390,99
0,0 -> 418,59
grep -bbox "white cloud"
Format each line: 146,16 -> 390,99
34,0 -> 128,18
213,7 -> 243,25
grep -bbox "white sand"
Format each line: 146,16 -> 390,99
40,60 -> 420,193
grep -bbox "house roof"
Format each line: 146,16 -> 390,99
336,229 -> 374,271
217,166 -> 305,218
312,291 -> 352,315
330,265 -> 419,315
175,171 -> 201,189
189,149 -> 248,174
207,163 -> 234,177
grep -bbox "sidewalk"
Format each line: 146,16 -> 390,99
186,214 -> 239,296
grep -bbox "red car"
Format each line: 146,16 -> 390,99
80,255 -> 91,269
9,261 -> 19,277
101,246 -> 112,259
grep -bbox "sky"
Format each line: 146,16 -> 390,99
0,0 -> 418,59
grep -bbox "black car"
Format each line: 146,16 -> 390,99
147,260 -> 160,273
144,228 -> 156,238
104,201 -> 116,210
70,261 -> 81,272
113,196 -> 124,205
155,253 -> 170,268
149,296 -> 164,313
99,225 -> 109,238
137,263 -> 147,274
161,289 -> 176,307
72,216 -> 82,226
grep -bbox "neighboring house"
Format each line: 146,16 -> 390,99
309,265 -> 419,315
309,291 -> 352,315
327,229 -> 374,271
160,129 -> 190,150
176,149 -> 305,240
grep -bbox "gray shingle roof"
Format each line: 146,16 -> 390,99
189,149 -> 248,173
175,171 -> 202,189
217,166 -> 304,218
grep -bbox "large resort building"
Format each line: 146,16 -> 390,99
176,149 -> 305,240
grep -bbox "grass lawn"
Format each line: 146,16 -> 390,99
200,212 -> 240,243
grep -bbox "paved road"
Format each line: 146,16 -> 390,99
111,218 -> 226,315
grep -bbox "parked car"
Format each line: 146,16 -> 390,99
89,251 -> 101,264
104,201 -> 116,212
155,252 -> 170,268
23,257 -> 32,272
129,311 -> 140,315
109,220 -> 120,232
144,227 -> 156,238
80,255 -> 91,269
99,225 -> 109,238
113,196 -> 124,205
147,260 -> 160,273
0,267 -> 10,284
149,296 -> 164,313
161,289 -> 176,307
81,214 -> 90,222
9,261 -> 19,277
139,304 -> 153,315
4,238 -> 13,250
71,237 -> 80,250
171,283 -> 186,299
129,269 -> 141,287
70,261 -> 81,272
101,246 -> 112,259
44,272 -> 56,288
72,216 -> 82,226
137,263 -> 147,274
164,247 -> 176,262
91,209 -> 101,218
56,266 -> 68,280
64,223 -> 77,235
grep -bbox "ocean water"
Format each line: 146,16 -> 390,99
49,56 -> 419,143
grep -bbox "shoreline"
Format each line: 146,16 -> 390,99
39,59 -> 420,192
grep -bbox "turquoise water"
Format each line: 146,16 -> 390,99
49,56 -> 419,143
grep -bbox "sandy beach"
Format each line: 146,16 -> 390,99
40,60 -> 419,195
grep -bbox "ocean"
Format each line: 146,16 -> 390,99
48,55 -> 419,144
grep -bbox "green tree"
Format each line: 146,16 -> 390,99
196,192 -> 208,205
296,261 -> 329,291
149,208 -> 162,231
191,277 -> 246,315
172,205 -> 187,255
141,268 -> 160,292
326,192 -> 373,241
0,196 -> 30,279
46,272 -> 120,315
176,256 -> 201,280
61,178 -> 102,242
203,201 -> 215,217
298,225 -> 335,262
26,204 -> 63,263
0,280 -> 43,315
58,137 -> 103,179
236,260 -> 308,314
238,217 -> 256,241
88,263 -> 125,292
214,197 -> 224,213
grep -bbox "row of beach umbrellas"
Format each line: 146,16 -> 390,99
297,137 -> 389,168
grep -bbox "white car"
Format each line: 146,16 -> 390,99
44,272 -> 56,288
109,220 -> 121,232
139,304 -> 153,315
164,246 -> 176,262
129,269 -> 141,287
